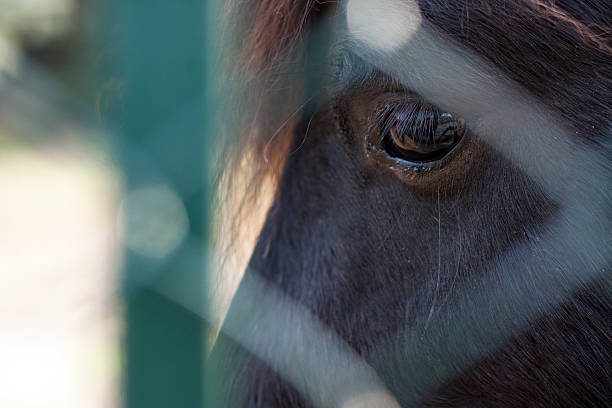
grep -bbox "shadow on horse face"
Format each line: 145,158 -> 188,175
208,1 -> 611,407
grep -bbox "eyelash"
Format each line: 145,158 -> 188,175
369,98 -> 439,145
364,93 -> 467,172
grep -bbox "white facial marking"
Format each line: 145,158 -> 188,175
346,0 -> 421,52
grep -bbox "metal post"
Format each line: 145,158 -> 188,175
97,1 -> 209,407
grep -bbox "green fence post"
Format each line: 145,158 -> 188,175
97,1 -> 211,407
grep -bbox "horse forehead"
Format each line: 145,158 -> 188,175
343,0 -> 610,139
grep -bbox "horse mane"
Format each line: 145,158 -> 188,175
211,0 -> 320,322
213,0 -> 611,306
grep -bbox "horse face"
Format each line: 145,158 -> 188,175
210,1 -> 611,407
251,86 -> 555,344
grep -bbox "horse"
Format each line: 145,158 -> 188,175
207,1 -> 612,406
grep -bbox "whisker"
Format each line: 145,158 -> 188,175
263,96 -> 315,163
289,114 -> 315,157
425,185 -> 442,328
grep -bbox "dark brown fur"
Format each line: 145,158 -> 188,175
209,1 -> 612,407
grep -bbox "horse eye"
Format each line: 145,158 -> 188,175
367,98 -> 466,171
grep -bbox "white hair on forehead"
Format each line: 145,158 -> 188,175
346,0 -> 421,52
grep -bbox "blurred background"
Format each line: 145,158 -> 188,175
0,1 -> 213,407
1,1 -> 121,407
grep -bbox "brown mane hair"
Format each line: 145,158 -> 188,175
211,0 -> 321,320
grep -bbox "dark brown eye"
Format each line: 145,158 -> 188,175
367,96 -> 466,170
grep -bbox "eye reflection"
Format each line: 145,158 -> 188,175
367,95 -> 466,169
